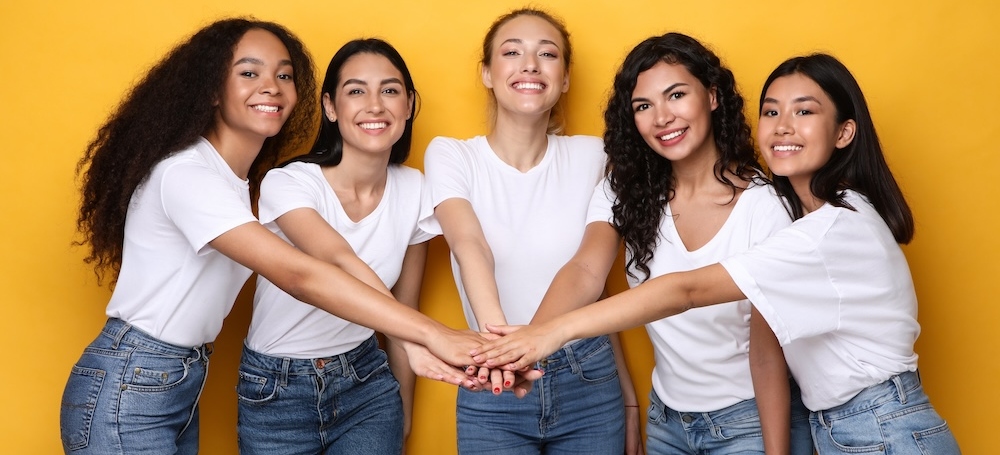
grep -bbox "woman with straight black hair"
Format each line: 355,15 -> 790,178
475,53 -> 961,455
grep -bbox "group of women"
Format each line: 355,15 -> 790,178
59,7 -> 960,455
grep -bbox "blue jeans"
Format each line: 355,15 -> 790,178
59,318 -> 211,454
236,335 -> 403,455
456,335 -> 624,454
646,379 -> 812,455
811,370 -> 960,454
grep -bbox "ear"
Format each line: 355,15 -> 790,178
481,64 -> 494,89
322,93 -> 336,123
708,85 -> 719,112
561,71 -> 570,93
835,119 -> 857,149
407,92 -> 415,120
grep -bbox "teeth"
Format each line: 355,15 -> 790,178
359,122 -> 387,130
513,82 -> 544,90
659,129 -> 685,141
253,105 -> 279,113
773,145 -> 803,152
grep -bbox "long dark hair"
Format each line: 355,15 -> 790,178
605,32 -> 760,281
760,53 -> 914,243
76,18 -> 318,284
289,38 -> 418,167
480,8 -> 572,134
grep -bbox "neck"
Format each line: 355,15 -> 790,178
325,148 -> 390,194
487,112 -> 551,172
790,176 -> 824,213
671,144 -> 728,196
203,123 -> 266,180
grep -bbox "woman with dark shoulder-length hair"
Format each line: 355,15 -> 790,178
62,19 -> 483,454
476,53 -> 961,455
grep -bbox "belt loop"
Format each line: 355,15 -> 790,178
816,409 -> 828,428
892,374 -> 907,404
338,353 -> 350,377
280,358 -> 290,387
565,343 -> 580,374
110,320 -> 131,349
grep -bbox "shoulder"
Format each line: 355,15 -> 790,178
426,136 -> 481,154
552,134 -> 604,154
388,164 -> 424,186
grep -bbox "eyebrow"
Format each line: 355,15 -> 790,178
234,57 -> 293,67
500,38 -> 560,47
762,95 -> 821,104
631,82 -> 688,103
342,78 -> 405,87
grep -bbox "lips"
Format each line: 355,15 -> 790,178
659,128 -> 686,141
359,121 -> 388,130
512,81 -> 545,90
251,104 -> 280,113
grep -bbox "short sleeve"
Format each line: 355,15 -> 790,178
257,164 -> 326,225
585,177 -> 615,226
720,223 -> 841,345
410,171 -> 438,244
160,162 -> 257,254
423,137 -> 471,207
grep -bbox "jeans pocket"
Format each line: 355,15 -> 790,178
913,421 -> 961,454
575,341 -> 619,384
824,410 -> 885,453
60,366 -> 105,451
350,348 -> 390,383
123,352 -> 190,392
236,370 -> 279,404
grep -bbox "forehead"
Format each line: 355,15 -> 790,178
636,61 -> 698,87
765,73 -> 827,100
493,15 -> 565,48
339,52 -> 403,80
232,29 -> 291,61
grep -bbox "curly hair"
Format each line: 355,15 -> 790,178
76,18 -> 318,285
289,38 -> 419,167
480,8 -> 572,134
604,32 -> 761,281
760,54 -> 913,243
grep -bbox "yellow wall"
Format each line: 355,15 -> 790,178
2,0 -> 996,453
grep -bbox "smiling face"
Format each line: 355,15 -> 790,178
482,14 -> 569,120
757,73 -> 855,192
214,28 -> 297,143
325,52 -> 413,159
631,60 -> 718,164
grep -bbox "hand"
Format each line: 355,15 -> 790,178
425,327 -> 485,368
400,341 -> 478,389
470,323 -> 566,371
624,405 -> 645,454
469,331 -> 518,395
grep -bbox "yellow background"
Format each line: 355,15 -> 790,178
2,1 -> 996,453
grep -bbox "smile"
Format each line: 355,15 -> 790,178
359,122 -> 388,130
512,82 -> 545,90
659,129 -> 686,141
772,145 -> 803,152
252,105 -> 279,113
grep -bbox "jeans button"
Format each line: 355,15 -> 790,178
681,414 -> 694,423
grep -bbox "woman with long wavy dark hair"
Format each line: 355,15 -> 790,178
61,19 -> 483,454
520,32 -> 811,454
476,53 -> 961,455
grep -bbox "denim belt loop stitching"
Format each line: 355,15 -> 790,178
338,353 -> 351,377
892,374 -> 907,404
110,320 -> 131,349
280,357 -> 291,387
565,343 -> 581,375
816,409 -> 828,428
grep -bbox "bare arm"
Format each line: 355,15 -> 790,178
475,263 -> 746,370
210,221 -> 482,367
434,198 -> 507,331
750,306 -> 791,455
610,333 -> 645,455
530,221 -> 621,323
389,242 -> 426,442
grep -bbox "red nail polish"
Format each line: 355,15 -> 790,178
504,381 -> 511,387
493,387 -> 500,394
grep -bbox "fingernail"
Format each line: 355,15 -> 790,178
504,380 -> 511,387
493,387 -> 500,394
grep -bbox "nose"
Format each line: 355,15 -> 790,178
774,113 -> 792,135
367,92 -> 385,114
522,54 -> 539,73
654,103 -> 674,126
259,73 -> 280,96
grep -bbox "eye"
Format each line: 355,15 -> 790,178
633,103 -> 650,113
277,73 -> 294,81
382,87 -> 400,95
502,49 -> 520,57
668,91 -> 686,100
540,51 -> 558,59
760,109 -> 777,117
796,109 -> 813,115
239,70 -> 256,78
348,88 -> 364,95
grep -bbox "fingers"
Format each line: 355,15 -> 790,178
489,368 -> 503,395
484,323 -> 522,336
501,370 -> 515,391
476,366 -> 489,385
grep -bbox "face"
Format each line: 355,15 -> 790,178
325,53 -> 413,158
214,29 -> 297,142
631,61 -> 718,163
757,73 -> 855,186
482,15 -> 569,118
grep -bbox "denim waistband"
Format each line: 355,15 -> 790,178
535,335 -> 610,373
815,370 -> 921,424
100,318 -> 212,360
241,335 -> 380,377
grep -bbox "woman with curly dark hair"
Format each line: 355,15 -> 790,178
61,19 -> 484,454
509,33 -> 812,454
476,53 -> 961,455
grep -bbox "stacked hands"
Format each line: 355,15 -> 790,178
411,324 -> 560,398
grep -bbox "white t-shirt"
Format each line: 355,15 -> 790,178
721,190 -> 920,411
587,178 -> 791,412
422,135 -> 606,329
246,162 -> 435,358
106,137 -> 258,347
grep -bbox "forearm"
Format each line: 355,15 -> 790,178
750,308 -> 791,455
452,242 -> 507,330
386,337 -> 415,439
609,333 -> 639,406
532,221 -> 620,324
